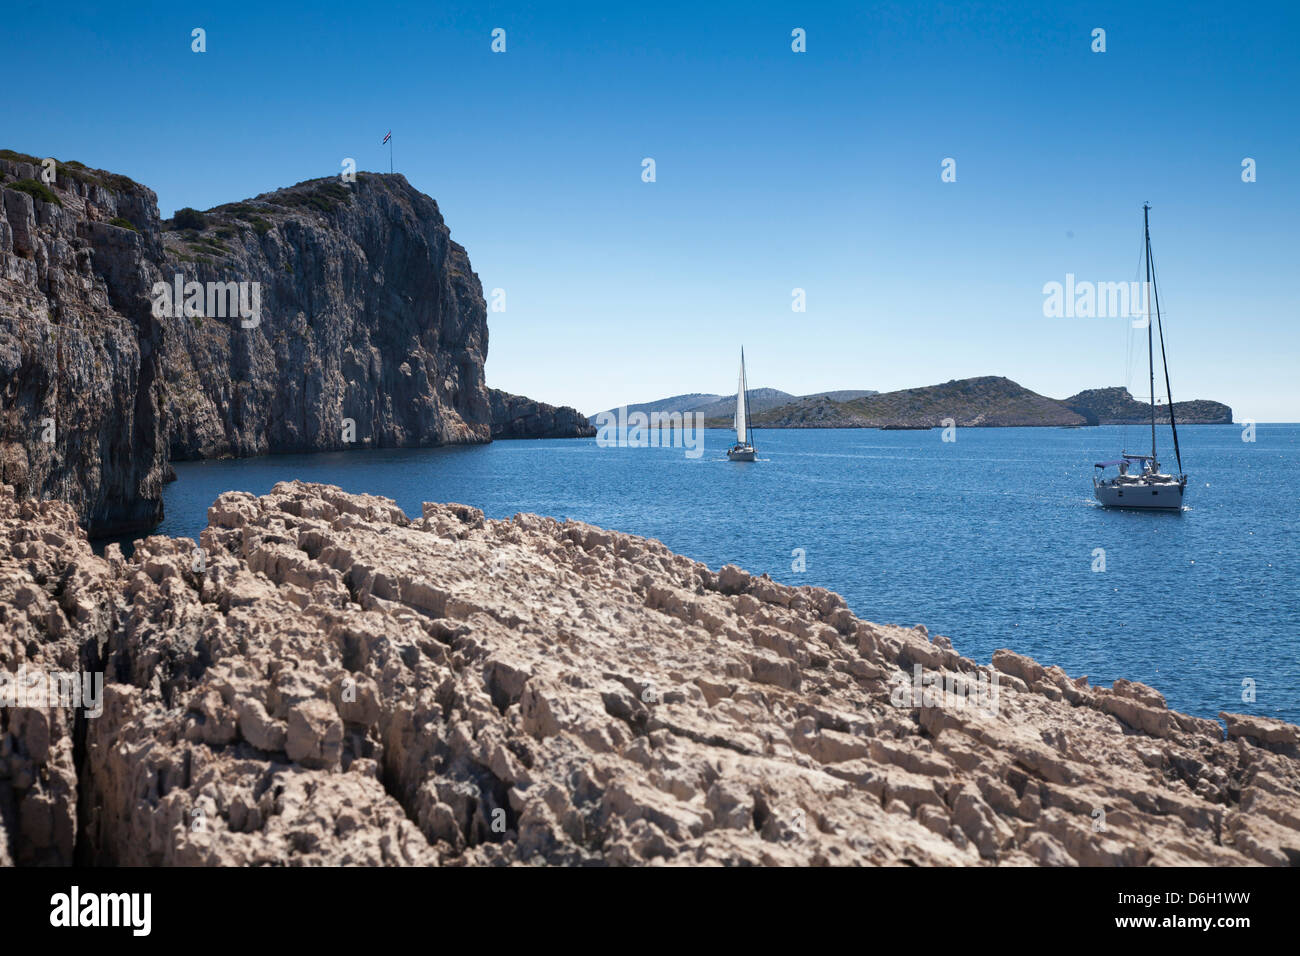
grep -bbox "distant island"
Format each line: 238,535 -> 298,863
594,388 -> 879,423
1060,387 -> 1232,426
595,377 -> 1233,430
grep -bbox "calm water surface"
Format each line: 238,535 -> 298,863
149,425 -> 1299,724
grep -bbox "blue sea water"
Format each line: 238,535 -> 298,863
150,425 -> 1299,725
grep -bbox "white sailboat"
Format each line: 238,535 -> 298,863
1093,204 -> 1188,511
727,348 -> 757,462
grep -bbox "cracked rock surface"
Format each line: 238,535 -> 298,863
1,480 -> 1297,865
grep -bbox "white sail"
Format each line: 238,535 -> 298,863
734,352 -> 748,444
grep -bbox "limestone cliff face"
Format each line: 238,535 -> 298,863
489,388 -> 596,439
161,175 -> 491,459
0,153 -> 166,537
1,151 -> 587,534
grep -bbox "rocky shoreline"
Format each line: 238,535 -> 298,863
2,480 -> 1295,866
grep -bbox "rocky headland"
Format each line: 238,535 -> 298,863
1062,387 -> 1234,426
0,150 -> 591,537
2,480 -> 1296,866
489,389 -> 595,439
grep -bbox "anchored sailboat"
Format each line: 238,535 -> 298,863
727,348 -> 757,462
1092,204 -> 1188,511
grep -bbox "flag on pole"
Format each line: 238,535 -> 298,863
382,131 -> 391,144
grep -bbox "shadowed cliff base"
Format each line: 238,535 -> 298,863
0,150 -> 591,537
2,480 -> 1295,866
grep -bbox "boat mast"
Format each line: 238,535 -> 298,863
1147,217 -> 1184,477
740,347 -> 753,447
1144,204 -> 1156,464
746,348 -> 753,447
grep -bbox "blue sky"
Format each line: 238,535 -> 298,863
4,0 -> 1297,418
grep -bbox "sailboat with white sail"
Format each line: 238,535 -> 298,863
727,348 -> 757,462
1092,204 -> 1188,510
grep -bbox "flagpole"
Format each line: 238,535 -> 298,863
389,135 -> 393,174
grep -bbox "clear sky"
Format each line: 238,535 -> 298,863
4,0 -> 1297,419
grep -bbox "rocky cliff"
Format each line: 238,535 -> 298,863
1063,387 -> 1233,425
0,152 -> 167,537
160,175 -> 491,459
489,388 -> 595,439
3,480 -> 1296,866
0,150 -> 589,535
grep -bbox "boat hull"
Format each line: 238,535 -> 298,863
727,445 -> 756,462
1093,479 -> 1186,510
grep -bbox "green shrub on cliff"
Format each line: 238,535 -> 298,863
56,163 -> 95,187
277,181 -> 353,215
172,207 -> 206,231
224,204 -> 259,219
189,235 -> 228,252
6,178 -> 62,207
108,216 -> 139,232
220,203 -> 276,235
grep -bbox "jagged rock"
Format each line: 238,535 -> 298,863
1,480 -> 1297,866
285,700 -> 344,769
237,698 -> 287,752
1222,712 -> 1300,757
992,648 -> 1045,685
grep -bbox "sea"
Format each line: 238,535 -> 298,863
143,424 -> 1299,726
